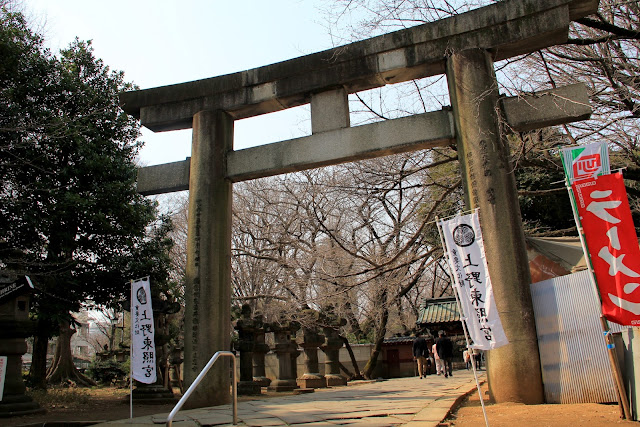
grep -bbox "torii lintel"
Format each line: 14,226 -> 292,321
119,0 -> 597,132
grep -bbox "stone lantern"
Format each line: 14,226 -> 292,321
320,305 -> 347,387
267,317 -> 300,392
296,305 -> 326,389
251,313 -> 271,387
0,273 -> 44,417
233,304 -> 261,395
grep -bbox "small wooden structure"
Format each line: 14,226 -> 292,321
381,336 -> 429,378
416,297 -> 464,338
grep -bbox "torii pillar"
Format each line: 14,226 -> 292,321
183,110 -> 233,408
446,49 -> 544,403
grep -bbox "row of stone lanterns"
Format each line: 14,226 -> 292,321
234,304 -> 348,395
0,270 -> 350,415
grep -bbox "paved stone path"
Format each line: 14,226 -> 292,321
97,370 -> 485,426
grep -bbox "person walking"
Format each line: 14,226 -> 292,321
463,349 -> 471,370
412,335 -> 430,378
436,330 -> 454,378
472,348 -> 482,370
432,341 -> 443,375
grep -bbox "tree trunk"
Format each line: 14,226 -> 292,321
28,318 -> 50,389
344,302 -> 366,341
46,318 -> 96,387
340,335 -> 364,380
362,294 -> 389,379
339,362 -> 354,378
108,321 -> 116,351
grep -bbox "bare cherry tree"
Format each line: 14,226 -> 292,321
87,307 -> 126,353
228,148 -> 460,377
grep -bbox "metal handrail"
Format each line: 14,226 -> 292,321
166,351 -> 237,426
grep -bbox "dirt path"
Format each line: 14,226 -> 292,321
5,388 -> 176,426
445,382 -> 638,426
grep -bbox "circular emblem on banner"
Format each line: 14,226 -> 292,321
452,224 -> 475,247
136,287 -> 147,305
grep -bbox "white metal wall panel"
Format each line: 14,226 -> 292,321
530,270 -> 622,403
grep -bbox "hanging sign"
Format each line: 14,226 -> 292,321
0,275 -> 34,305
572,172 -> 640,325
561,141 -> 610,184
131,278 -> 157,384
439,211 -> 509,350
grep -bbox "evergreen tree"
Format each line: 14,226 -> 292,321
0,9 -> 172,386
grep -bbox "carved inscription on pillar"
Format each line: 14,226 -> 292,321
191,199 -> 202,371
466,151 -> 479,206
479,139 -> 496,205
466,139 -> 500,206
479,140 -> 491,176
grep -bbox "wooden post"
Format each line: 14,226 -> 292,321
601,315 -> 632,418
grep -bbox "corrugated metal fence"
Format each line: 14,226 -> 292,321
530,269 -> 627,404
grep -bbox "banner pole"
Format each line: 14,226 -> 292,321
129,280 -> 133,419
563,173 -> 630,419
130,349 -> 133,419
436,214 -> 489,427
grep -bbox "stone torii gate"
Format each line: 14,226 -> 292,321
120,0 -> 598,408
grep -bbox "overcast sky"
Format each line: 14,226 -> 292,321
26,0 -> 335,166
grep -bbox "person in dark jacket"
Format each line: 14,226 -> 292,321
412,335 -> 430,378
435,330 -> 454,377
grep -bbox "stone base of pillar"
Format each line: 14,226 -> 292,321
0,395 -> 46,418
267,379 -> 298,392
325,374 -> 347,387
237,381 -> 262,396
128,384 -> 177,404
253,376 -> 271,387
297,373 -> 326,389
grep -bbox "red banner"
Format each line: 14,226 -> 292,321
572,173 -> 640,325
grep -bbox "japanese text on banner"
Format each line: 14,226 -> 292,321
572,173 -> 640,325
439,212 -> 508,350
131,278 -> 156,384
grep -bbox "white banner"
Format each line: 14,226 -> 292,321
131,278 -> 156,384
0,356 -> 6,401
439,212 -> 509,350
560,141 -> 610,184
